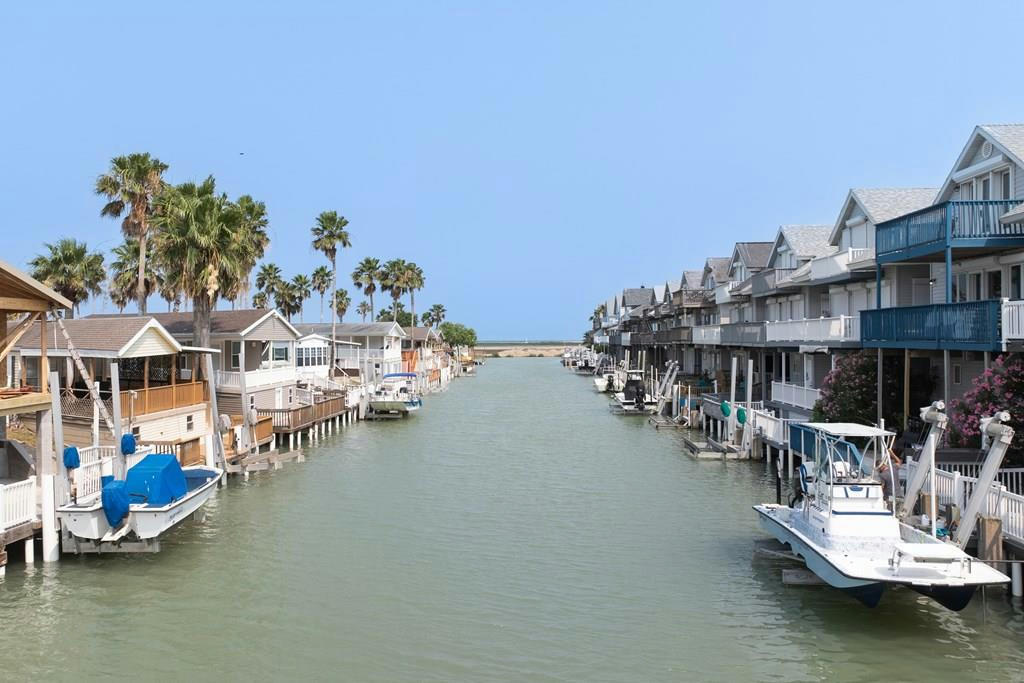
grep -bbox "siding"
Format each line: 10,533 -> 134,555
134,407 -> 209,444
121,329 -> 179,358
245,314 -> 298,342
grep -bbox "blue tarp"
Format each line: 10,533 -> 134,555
124,454 -> 187,506
382,372 -> 417,378
63,446 -> 80,470
101,480 -> 131,527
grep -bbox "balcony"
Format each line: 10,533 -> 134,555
121,382 -> 209,418
720,321 -> 766,346
751,269 -> 793,296
594,334 -> 609,344
861,300 -> 1002,351
714,282 -> 743,304
633,332 -> 654,346
771,381 -> 821,411
654,328 -> 692,344
764,316 -> 860,346
692,325 -> 721,345
810,248 -> 875,281
215,365 -> 297,390
876,200 -> 1024,263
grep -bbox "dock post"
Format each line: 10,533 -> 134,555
24,537 -> 34,565
786,445 -> 793,476
1013,553 -> 1023,598
978,516 -> 1005,571
0,548 -> 5,577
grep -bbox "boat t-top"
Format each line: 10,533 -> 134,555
754,403 -> 1009,610
369,372 -> 423,416
610,369 -> 657,414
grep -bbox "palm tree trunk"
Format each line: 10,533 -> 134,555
320,294 -> 324,323
194,293 -> 212,350
137,232 -> 148,315
369,291 -> 375,319
330,258 -> 337,376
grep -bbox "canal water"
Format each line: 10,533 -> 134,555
3,357 -> 1024,681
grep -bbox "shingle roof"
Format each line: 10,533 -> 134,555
779,225 -> 835,259
295,322 -> 406,337
980,124 -> 1024,165
17,316 -> 155,354
735,242 -> 774,269
682,270 -> 703,289
652,283 -> 666,303
851,188 -> 937,225
622,287 -> 653,307
705,257 -> 730,282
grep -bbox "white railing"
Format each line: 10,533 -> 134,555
714,282 -> 738,304
295,387 -> 315,406
692,325 -> 721,345
750,409 -> 794,445
0,477 -> 37,529
764,316 -> 860,344
215,365 -> 297,390
1002,299 -> 1024,344
771,381 -> 821,410
67,445 -> 157,503
620,333 -> 631,346
937,463 -> 1024,496
847,247 -> 874,267
335,348 -> 395,361
594,334 -> 609,344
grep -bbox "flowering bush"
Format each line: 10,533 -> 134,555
811,350 -> 926,429
948,354 -> 1024,462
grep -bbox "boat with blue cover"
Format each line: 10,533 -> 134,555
57,435 -> 222,549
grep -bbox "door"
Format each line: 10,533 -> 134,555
912,278 -> 931,306
275,387 -> 283,408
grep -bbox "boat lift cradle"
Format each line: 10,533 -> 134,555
899,402 -> 1015,549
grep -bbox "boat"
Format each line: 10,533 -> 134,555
754,409 -> 1009,611
593,371 -> 615,392
610,370 -> 657,414
57,443 -> 222,549
369,372 -> 423,415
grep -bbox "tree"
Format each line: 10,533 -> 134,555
439,321 -> 477,348
95,152 -> 168,314
405,261 -> 424,333
380,258 -> 409,322
252,290 -> 270,309
311,211 -> 351,370
291,274 -> 312,322
152,176 -> 247,349
311,265 -> 332,322
949,355 -> 1024,463
233,195 -> 270,307
273,280 -> 301,321
376,302 -> 412,327
109,238 -> 160,314
29,238 -> 106,317
425,304 -> 446,328
356,301 -> 372,322
812,350 -> 907,427
333,288 -> 351,321
255,262 -> 282,295
352,257 -> 382,319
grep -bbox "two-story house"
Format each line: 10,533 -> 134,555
296,322 -> 406,381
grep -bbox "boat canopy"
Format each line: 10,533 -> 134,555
382,372 -> 417,379
800,423 -> 895,438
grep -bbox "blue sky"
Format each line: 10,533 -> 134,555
3,1 -> 1024,340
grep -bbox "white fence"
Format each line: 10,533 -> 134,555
749,409 -> 794,445
215,365 -> 297,390
771,381 -> 821,410
692,325 -> 721,345
0,477 -> 37,529
764,316 -> 859,344
1003,300 -> 1024,343
937,463 -> 1024,496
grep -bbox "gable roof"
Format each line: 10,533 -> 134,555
294,321 -> 407,338
90,308 -> 300,339
405,326 -> 442,342
829,188 -> 938,244
682,270 -> 703,290
1,259 -> 73,311
936,124 -> 1024,201
16,316 -> 182,357
768,225 -> 834,267
703,257 -> 730,285
622,287 -> 653,308
728,242 -> 773,275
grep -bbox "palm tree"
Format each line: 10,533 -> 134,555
356,301 -> 372,322
352,257 -> 382,319
29,238 -> 106,318
233,195 -> 270,308
404,262 -> 424,329
152,176 -> 247,348
311,211 -> 351,369
426,303 -> 446,328
380,258 -> 409,322
333,288 -> 351,321
291,274 -> 312,322
274,280 -> 301,321
311,265 -> 331,322
109,238 -> 160,314
95,153 -> 168,314
255,262 -> 282,303
252,290 -> 270,309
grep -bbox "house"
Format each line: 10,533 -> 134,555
293,322 -> 406,381
0,258 -> 73,569
15,316 -> 216,465
862,124 -> 1024,411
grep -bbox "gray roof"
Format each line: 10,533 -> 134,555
18,316 -> 155,354
295,322 -> 406,338
734,242 -> 774,270
980,124 -> 1024,165
704,257 -> 730,283
682,270 -> 703,289
779,225 -> 835,259
89,309 -> 277,336
852,188 -> 937,225
622,287 -> 654,307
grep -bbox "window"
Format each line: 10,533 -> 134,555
953,364 -> 962,385
1002,170 -> 1012,200
960,182 -> 974,200
131,425 -> 141,437
970,272 -> 983,301
229,341 -> 241,370
988,270 -> 1003,299
1012,265 -> 1023,300
953,273 -> 968,302
982,177 -> 991,201
272,343 -> 289,362
249,394 -> 256,409
288,388 -> 294,404
186,415 -> 194,432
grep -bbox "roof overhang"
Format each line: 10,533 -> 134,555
239,309 -> 302,339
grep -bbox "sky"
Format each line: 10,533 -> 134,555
3,2 -> 1024,340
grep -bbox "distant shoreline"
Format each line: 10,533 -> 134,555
474,343 -> 569,358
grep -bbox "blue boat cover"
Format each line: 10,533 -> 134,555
124,454 -> 187,506
63,446 -> 80,470
382,372 -> 417,378
121,433 -> 137,455
101,480 -> 131,527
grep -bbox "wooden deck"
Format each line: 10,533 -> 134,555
0,391 -> 51,417
256,395 -> 346,434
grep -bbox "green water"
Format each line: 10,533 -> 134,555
3,358 -> 1024,681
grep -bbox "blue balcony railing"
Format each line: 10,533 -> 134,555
876,200 -> 1024,263
860,300 -> 1002,351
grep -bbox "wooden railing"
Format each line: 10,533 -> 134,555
256,395 -> 346,433
120,382 -> 208,418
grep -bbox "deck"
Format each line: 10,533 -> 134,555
256,395 -> 347,434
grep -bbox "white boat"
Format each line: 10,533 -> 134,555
610,370 -> 657,414
57,452 -> 222,547
754,413 -> 1009,611
593,372 -> 615,392
369,373 -> 423,415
